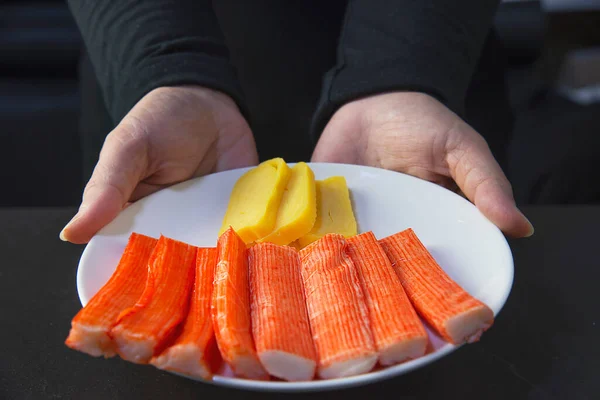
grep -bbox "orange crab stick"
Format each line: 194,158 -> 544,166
150,248 -> 221,379
65,233 -> 158,357
110,236 -> 197,364
212,228 -> 268,380
346,232 -> 428,366
300,234 -> 377,379
379,229 -> 494,345
248,243 -> 317,381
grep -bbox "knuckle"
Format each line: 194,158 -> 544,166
83,176 -> 128,205
106,116 -> 150,151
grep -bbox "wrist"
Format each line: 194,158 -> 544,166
143,85 -> 243,119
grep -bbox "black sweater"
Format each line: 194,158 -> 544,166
67,0 -> 500,139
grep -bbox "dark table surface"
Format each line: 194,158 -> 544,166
1,206 -> 598,399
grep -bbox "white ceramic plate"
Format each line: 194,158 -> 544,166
76,163 -> 513,392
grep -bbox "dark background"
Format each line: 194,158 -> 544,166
1,0 -> 599,207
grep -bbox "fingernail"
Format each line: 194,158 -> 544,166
59,212 -> 81,242
520,210 -> 535,237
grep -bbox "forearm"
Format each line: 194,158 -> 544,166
311,0 -> 500,138
67,0 -> 247,124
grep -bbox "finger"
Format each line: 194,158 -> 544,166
447,129 -> 534,238
214,129 -> 259,172
402,166 -> 458,192
311,128 -> 361,164
60,127 -> 148,244
129,181 -> 164,202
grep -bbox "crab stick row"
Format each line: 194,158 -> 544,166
66,226 -> 494,381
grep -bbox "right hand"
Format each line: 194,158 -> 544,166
312,92 -> 533,238
60,85 -> 258,244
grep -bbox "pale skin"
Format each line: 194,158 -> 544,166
60,86 -> 533,244
312,92 -> 534,238
60,86 -> 258,244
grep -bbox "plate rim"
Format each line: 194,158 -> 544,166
75,162 -> 514,392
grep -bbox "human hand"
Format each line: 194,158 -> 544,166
60,86 -> 258,244
312,92 -> 533,238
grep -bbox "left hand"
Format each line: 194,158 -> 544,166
60,86 -> 258,244
312,92 -> 533,238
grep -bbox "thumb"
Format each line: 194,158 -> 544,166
447,127 -> 534,238
60,126 -> 148,244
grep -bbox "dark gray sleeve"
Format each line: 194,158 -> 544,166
311,0 -> 501,139
67,0 -> 248,124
